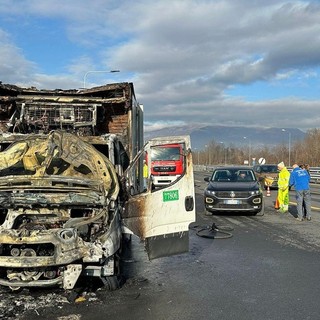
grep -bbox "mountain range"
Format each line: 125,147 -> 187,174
144,125 -> 306,150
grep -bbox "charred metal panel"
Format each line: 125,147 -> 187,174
123,195 -> 147,238
0,81 -> 196,290
103,112 -> 128,135
145,231 -> 189,260
122,135 -> 195,260
0,81 -> 139,174
0,82 -> 142,290
0,82 -> 135,138
0,130 -> 122,289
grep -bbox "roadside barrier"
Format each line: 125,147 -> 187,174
194,165 -> 320,184
309,168 -> 320,183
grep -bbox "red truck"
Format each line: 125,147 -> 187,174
150,143 -> 184,188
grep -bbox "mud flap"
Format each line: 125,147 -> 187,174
145,231 -> 189,260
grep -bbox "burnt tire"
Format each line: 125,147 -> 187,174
100,275 -> 122,291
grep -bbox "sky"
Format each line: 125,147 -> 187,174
0,0 -> 320,134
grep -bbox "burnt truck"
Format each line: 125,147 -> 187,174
0,82 -> 195,291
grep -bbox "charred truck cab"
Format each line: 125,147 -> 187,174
0,82 -> 195,290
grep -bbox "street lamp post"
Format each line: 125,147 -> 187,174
83,70 -> 120,89
282,129 -> 291,167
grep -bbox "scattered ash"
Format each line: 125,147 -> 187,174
0,285 -> 100,320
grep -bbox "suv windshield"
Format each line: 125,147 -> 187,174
212,169 -> 255,182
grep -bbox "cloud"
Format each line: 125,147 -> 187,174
0,0 -> 320,131
144,120 -> 186,133
0,29 -> 38,85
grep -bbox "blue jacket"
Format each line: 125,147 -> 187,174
289,167 -> 310,191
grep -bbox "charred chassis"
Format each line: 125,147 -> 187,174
0,82 -> 138,290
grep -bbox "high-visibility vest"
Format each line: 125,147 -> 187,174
143,164 -> 148,178
278,167 -> 290,189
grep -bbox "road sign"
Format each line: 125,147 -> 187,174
258,157 -> 266,164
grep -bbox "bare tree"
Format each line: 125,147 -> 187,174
195,130 -> 320,167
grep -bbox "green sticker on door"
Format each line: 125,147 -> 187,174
163,190 -> 179,202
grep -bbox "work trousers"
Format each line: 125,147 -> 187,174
295,190 -> 311,220
277,187 -> 289,212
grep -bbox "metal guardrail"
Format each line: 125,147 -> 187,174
193,165 -> 320,184
308,168 -> 320,183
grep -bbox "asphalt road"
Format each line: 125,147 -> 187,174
8,171 -> 320,320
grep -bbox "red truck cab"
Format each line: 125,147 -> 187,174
150,143 -> 184,188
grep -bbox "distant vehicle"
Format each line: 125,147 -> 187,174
204,166 -> 264,215
150,143 -> 184,188
253,164 -> 279,189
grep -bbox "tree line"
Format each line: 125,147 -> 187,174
194,128 -> 320,167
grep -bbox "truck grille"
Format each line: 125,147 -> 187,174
153,166 -> 176,172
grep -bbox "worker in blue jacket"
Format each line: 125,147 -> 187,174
289,164 -> 311,222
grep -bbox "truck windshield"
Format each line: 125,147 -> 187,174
151,146 -> 181,161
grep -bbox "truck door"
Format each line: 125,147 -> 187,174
121,136 -> 195,260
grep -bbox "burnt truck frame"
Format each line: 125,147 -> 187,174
0,82 -> 195,290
